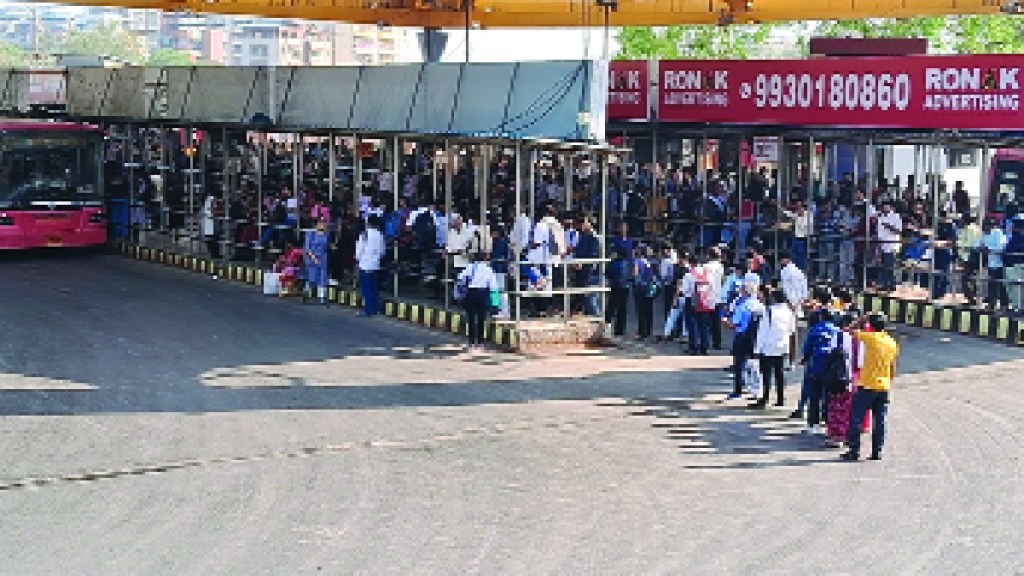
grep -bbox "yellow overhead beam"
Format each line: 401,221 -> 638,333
39,0 -> 1006,28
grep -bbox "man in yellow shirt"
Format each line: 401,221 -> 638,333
841,313 -> 900,462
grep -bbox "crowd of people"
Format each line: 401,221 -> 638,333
111,131 -> 1024,322
109,132 -> 925,461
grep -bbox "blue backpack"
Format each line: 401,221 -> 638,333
634,259 -> 660,298
384,211 -> 402,240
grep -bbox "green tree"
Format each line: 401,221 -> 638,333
0,41 -> 30,67
616,24 -> 777,60
814,16 -> 1024,54
62,24 -> 146,64
146,48 -> 196,67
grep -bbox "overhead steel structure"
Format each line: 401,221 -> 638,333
24,0 -> 1006,28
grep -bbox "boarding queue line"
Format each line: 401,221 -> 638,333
116,241 -> 1024,351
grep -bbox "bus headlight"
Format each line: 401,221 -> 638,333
0,214 -> 13,226
88,212 -> 106,224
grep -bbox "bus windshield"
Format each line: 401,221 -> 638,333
990,158 -> 1024,214
0,133 -> 101,209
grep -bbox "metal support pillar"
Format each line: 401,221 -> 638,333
514,141 -> 523,327
328,131 -> 336,203
444,139 -> 454,310
600,149 -> 609,320
393,136 -> 400,298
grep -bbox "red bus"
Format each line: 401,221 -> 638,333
0,121 -> 106,250
987,149 -> 1024,221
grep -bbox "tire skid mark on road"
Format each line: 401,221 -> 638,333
0,411 -> 629,495
894,390 -> 976,575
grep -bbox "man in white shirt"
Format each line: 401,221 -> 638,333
875,201 -> 903,291
787,202 -> 813,271
779,250 -> 809,367
705,246 -> 726,350
355,217 -> 386,317
446,216 -> 476,272
981,218 -> 1009,310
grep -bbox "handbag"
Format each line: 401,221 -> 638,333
454,264 -> 473,303
742,358 -> 763,399
489,289 -> 501,310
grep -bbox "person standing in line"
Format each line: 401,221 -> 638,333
682,252 -> 715,356
825,312 -> 866,448
1003,218 -> 1024,314
605,248 -> 632,338
574,218 -> 602,317
779,250 -> 809,373
875,201 -> 903,292
980,218 -> 1009,311
841,313 -> 901,462
659,252 -> 690,343
355,215 -> 386,317
705,246 -> 726,350
752,289 -> 797,409
799,309 -> 839,434
633,246 -> 658,341
489,225 -> 511,319
458,251 -> 499,352
725,281 -> 764,400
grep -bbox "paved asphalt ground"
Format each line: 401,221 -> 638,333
1,251 -> 1022,575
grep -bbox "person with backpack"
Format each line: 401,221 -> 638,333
725,280 -> 765,400
456,250 -> 499,352
682,252 -> 716,355
824,312 -> 865,448
798,309 -> 839,434
633,246 -> 659,341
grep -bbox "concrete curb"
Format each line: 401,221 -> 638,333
118,243 -> 518,351
856,292 -> 1024,346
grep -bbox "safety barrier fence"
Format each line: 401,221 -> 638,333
116,240 -> 1024,349
116,242 -> 521,350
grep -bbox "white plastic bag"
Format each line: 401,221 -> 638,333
263,272 -> 282,296
743,358 -> 762,399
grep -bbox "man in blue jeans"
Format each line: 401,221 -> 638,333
356,216 -> 386,317
842,314 -> 900,461
725,281 -> 764,400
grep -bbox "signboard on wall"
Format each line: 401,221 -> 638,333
607,60 -> 649,121
656,56 -> 1024,131
752,136 -> 779,162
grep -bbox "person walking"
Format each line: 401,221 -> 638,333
355,215 -> 386,317
457,251 -> 499,352
303,217 -> 331,306
841,313 -> 901,461
752,289 -> 797,409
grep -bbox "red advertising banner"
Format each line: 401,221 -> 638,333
608,60 -> 649,121
656,56 -> 1024,131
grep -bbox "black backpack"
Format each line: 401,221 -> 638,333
413,211 -> 437,249
821,343 -> 852,394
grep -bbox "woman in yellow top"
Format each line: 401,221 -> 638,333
841,313 -> 900,462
